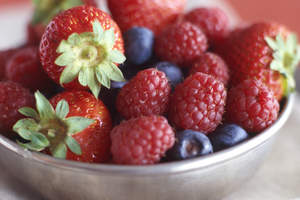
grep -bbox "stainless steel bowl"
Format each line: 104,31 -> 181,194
0,94 -> 295,200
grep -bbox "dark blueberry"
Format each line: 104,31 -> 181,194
112,113 -> 125,126
166,130 -> 213,161
43,85 -> 65,99
124,27 -> 154,65
119,61 -> 140,80
156,62 -> 183,89
209,124 -> 249,152
99,80 -> 127,115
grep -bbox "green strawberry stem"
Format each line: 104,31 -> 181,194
55,20 -> 126,97
265,33 -> 300,96
13,91 -> 94,159
32,0 -> 84,25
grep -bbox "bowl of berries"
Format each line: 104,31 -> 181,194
0,0 -> 298,199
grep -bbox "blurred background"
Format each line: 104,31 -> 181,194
1,0 -> 300,38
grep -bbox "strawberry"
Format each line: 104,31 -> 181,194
107,0 -> 187,35
5,46 -> 56,93
0,81 -> 35,136
13,90 -> 112,163
40,6 -> 126,98
155,21 -> 208,66
27,0 -> 98,45
220,22 -> 300,100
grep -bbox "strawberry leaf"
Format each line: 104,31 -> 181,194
55,100 -> 69,119
109,50 -> 126,64
17,140 -> 45,152
92,20 -> 104,42
96,67 -> 111,88
65,117 -> 95,135
103,28 -> 115,50
65,136 -> 81,155
59,64 -> 82,85
86,67 -> 101,98
35,91 -> 55,120
13,118 -> 39,138
265,33 -> 300,96
18,107 -> 39,121
52,143 -> 67,159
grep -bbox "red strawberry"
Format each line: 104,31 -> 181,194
107,0 -> 186,35
0,81 -> 35,135
111,115 -> 175,165
116,68 -> 171,119
185,7 -> 230,45
13,90 -> 112,163
225,79 -> 279,133
189,52 -> 229,85
27,0 -> 98,45
220,22 -> 300,100
155,21 -> 208,66
5,46 -> 56,93
40,6 -> 126,98
169,72 -> 227,134
0,48 -> 20,80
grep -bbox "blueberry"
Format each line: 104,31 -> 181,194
166,130 -> 213,161
156,62 -> 183,89
111,80 -> 127,89
124,27 -> 154,65
209,124 -> 249,152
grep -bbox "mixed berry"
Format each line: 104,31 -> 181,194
0,0 -> 299,165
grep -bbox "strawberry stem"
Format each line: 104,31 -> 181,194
265,33 -> 300,96
13,91 -> 94,159
55,20 -> 126,97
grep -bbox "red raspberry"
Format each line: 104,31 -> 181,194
0,81 -> 35,134
169,72 -> 227,134
0,48 -> 19,80
155,21 -> 208,66
116,68 -> 171,119
111,115 -> 175,165
6,46 -> 56,92
225,79 -> 279,133
189,52 -> 229,85
185,7 -> 229,45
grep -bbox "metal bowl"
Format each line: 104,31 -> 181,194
0,94 -> 295,200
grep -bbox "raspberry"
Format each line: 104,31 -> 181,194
225,79 -> 279,133
185,7 -> 229,45
0,81 -> 35,134
111,115 -> 175,165
116,68 -> 171,119
5,46 -> 56,93
189,52 -> 229,85
155,21 -> 208,66
0,48 -> 19,80
169,72 -> 227,134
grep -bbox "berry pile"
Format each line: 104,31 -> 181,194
0,0 -> 299,165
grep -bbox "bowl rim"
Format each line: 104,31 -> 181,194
0,94 -> 295,177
